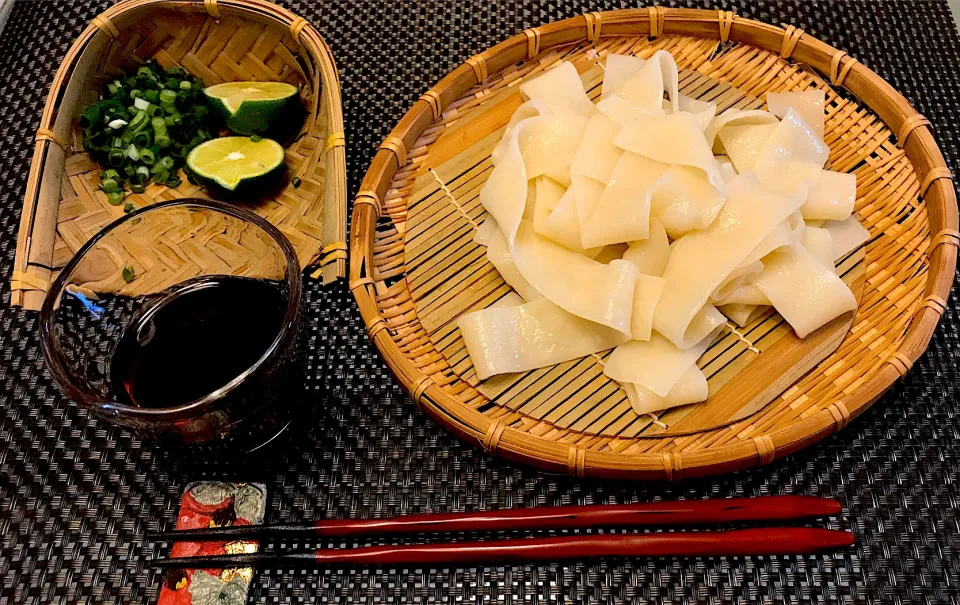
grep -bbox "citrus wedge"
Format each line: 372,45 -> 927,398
204,81 -> 299,135
186,136 -> 285,193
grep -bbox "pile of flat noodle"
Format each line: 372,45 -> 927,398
459,51 -> 870,416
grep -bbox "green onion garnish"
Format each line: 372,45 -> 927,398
78,61 -> 215,194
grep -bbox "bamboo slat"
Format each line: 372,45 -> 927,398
12,0 -> 346,309
350,8 -> 958,479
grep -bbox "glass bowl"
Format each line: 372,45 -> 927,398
40,198 -> 304,450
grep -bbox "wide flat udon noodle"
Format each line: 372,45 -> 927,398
717,123 -> 778,174
474,217 -> 500,246
718,283 -> 770,306
766,89 -> 825,140
539,179 -> 604,256
622,364 -> 708,415
615,113 -> 725,192
531,176 -> 565,235
677,94 -> 717,132
799,226 -> 835,269
754,108 -> 829,191
713,210 -> 806,303
705,108 -> 779,152
623,217 -> 670,276
754,244 -> 857,338
596,94 -> 664,126
491,292 -> 524,308
492,100 -> 545,165
519,61 -> 596,118
631,273 -> 666,341
601,54 -> 647,99
719,303 -> 764,328
518,111 -> 588,185
459,297 -> 628,381
581,153 -> 668,248
802,170 -> 855,220
605,327 -> 720,397
651,165 -> 726,239
716,155 -> 738,183
480,125 -> 527,245
653,173 -> 806,348
486,227 -> 543,302
511,220 -> 638,337
571,112 -> 623,183
594,243 -> 629,263
608,50 -> 680,114
823,215 -> 870,261
711,260 -> 763,303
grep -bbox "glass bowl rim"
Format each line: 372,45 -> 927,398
39,197 -> 303,419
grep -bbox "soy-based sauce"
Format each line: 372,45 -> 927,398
110,275 -> 286,409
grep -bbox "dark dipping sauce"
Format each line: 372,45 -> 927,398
110,275 -> 286,409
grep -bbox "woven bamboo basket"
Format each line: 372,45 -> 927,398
12,0 -> 346,310
350,8 -> 958,480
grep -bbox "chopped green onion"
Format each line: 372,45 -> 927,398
123,202 -> 135,213
78,105 -> 101,129
133,130 -> 151,148
250,134 -> 263,142
152,117 -> 170,147
128,111 -> 149,132
108,149 -> 125,167
131,218 -> 141,225
121,266 -> 135,283
80,62 -> 216,194
291,176 -> 301,188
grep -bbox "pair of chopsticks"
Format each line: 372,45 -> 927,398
149,495 -> 853,568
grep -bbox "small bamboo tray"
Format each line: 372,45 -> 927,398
12,0 -> 347,310
350,8 -> 959,479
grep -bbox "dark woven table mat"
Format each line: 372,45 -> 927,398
1,1 -> 958,603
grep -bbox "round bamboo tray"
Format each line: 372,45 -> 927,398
350,8 -> 958,479
12,0 -> 347,311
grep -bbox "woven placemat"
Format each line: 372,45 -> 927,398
0,1 -> 958,603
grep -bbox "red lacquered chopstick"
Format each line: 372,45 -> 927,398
148,496 -> 840,542
152,527 -> 854,568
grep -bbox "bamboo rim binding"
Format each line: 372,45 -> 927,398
12,0 -> 348,310
351,7 -> 957,479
